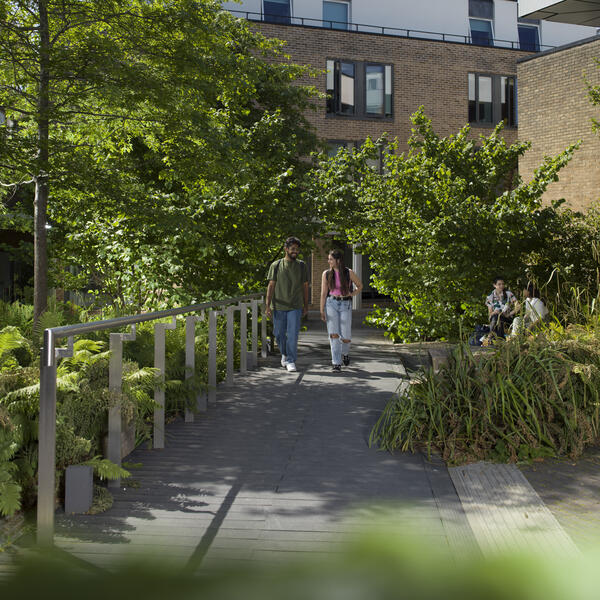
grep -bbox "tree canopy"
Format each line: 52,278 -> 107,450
310,109 -> 581,341
0,0 -> 323,313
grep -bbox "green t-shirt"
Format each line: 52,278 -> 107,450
267,258 -> 309,311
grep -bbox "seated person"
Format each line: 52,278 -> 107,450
485,276 -> 517,338
510,282 -> 549,336
522,282 -> 549,329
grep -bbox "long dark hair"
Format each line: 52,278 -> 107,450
327,249 -> 350,296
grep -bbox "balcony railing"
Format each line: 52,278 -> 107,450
229,10 -> 555,52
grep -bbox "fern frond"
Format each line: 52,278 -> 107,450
0,326 -> 28,360
2,382 -> 40,402
0,480 -> 22,517
73,339 -> 105,353
82,456 -> 131,481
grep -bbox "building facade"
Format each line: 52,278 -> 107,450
518,36 -> 600,211
222,1 -> 596,306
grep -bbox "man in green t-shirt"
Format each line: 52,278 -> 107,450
265,236 -> 309,373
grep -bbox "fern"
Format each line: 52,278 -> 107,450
0,326 -> 28,367
0,410 -> 22,516
82,456 -> 130,481
0,301 -> 33,334
0,479 -> 21,516
31,303 -> 65,348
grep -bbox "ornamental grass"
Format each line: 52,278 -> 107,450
370,323 -> 600,464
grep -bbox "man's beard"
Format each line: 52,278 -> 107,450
287,253 -> 298,260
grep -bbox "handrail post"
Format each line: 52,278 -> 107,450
261,299 -> 268,358
208,309 -> 218,405
185,314 -> 206,422
250,299 -> 259,369
226,304 -> 235,385
108,325 -> 135,489
239,302 -> 248,375
154,317 -> 177,449
37,333 -> 73,545
37,329 -> 57,546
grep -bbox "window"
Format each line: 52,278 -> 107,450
323,1 -> 349,30
469,0 -> 493,46
469,73 -> 492,123
469,0 -> 493,19
518,24 -> 540,52
469,73 -> 516,127
263,0 -> 291,24
327,60 -> 392,118
470,18 -> 493,46
327,60 -> 355,115
365,65 -> 392,116
500,76 -> 516,127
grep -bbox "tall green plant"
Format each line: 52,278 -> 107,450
370,325 -> 600,463
310,108 -> 578,341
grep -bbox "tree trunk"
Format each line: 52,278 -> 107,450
34,0 -> 51,323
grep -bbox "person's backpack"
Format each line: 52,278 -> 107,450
469,324 -> 490,346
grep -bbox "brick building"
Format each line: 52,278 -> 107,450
518,36 -> 600,212
222,0 -> 596,307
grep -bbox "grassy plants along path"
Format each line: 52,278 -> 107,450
370,327 -> 600,464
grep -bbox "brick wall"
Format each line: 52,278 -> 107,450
518,38 -> 600,211
254,23 -> 531,149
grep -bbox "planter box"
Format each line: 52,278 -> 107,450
64,465 -> 93,514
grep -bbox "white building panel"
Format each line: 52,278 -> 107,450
540,20 -> 598,46
221,0 -> 597,49
494,0 -> 520,48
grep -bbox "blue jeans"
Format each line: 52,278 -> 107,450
273,309 -> 302,364
325,296 -> 352,365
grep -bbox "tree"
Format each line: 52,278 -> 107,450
310,108 -> 578,341
0,0 -> 322,315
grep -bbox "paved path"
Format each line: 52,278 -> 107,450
520,446 -> 600,552
54,314 -> 476,570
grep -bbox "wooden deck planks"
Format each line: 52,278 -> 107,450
449,462 -> 580,557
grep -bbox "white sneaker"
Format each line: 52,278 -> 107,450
286,362 -> 297,372
281,355 -> 287,367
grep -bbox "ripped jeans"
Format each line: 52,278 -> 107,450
325,296 -> 352,365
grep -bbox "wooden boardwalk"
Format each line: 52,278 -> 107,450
54,318 -> 475,570
42,316 -> 579,571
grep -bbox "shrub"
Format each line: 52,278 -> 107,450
370,324 -> 600,464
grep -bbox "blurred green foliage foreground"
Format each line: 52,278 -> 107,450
1,529 -> 599,600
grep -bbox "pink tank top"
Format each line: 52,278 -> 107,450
329,269 -> 344,296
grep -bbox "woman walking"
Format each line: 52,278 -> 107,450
320,249 -> 363,371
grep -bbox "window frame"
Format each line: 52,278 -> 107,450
469,0 -> 494,20
364,62 -> 393,118
468,72 -> 517,128
327,59 -> 393,120
469,17 -> 494,47
263,0 -> 292,24
323,0 -> 350,30
517,23 -> 540,52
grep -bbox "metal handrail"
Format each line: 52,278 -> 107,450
229,9 -> 555,52
37,293 -> 266,545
